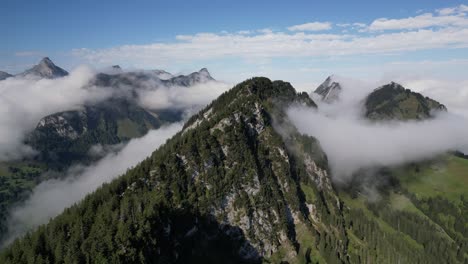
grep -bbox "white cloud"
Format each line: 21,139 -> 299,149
70,5 -> 468,69
289,106 -> 468,183
368,12 -> 468,31
73,27 -> 468,68
437,4 -> 468,15
138,81 -> 231,110
0,67 -> 110,160
288,22 -> 332,31
289,74 -> 468,182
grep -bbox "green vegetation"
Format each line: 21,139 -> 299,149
0,161 -> 47,235
0,77 -> 466,263
365,82 -> 446,120
395,155 -> 468,202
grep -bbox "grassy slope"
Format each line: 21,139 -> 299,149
395,154 -> 468,203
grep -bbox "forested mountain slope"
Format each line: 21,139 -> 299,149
365,82 -> 447,120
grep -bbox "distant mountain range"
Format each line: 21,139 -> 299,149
0,57 -> 219,242
313,76 -> 446,121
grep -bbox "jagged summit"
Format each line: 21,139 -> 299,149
19,57 -> 69,79
313,75 -> 342,103
167,68 -> 215,86
0,71 -> 12,81
153,69 -> 173,80
365,82 -> 447,120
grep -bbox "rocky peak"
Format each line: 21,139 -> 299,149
168,68 -> 215,86
0,71 -> 12,81
153,69 -> 173,80
314,75 -> 342,103
19,57 -> 69,79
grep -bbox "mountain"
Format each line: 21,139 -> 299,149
92,68 -> 214,88
1,78 -> 466,264
167,68 -> 214,86
0,71 -> 12,81
313,75 -> 342,103
365,82 -> 447,120
153,69 -> 173,80
18,57 -> 69,79
26,98 -> 182,169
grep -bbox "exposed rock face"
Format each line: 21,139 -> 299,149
314,75 -> 342,103
153,69 -> 173,80
19,57 -> 69,79
92,68 -> 214,88
365,82 -> 447,120
0,71 -> 12,81
28,98 -> 180,168
167,68 -> 215,86
36,111 -> 86,140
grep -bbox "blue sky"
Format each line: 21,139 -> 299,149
2,0 -> 468,88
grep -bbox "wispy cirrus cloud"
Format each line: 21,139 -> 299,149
368,12 -> 468,31
287,21 -> 332,31
71,4 -> 468,70
436,4 -> 468,16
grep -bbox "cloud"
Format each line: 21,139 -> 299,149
73,28 -> 468,69
0,123 -> 182,247
436,4 -> 468,16
288,108 -> 468,183
0,67 -> 111,160
0,65 -> 229,161
287,22 -> 332,31
137,81 -> 231,110
368,12 -> 468,31
287,76 -> 468,183
70,5 -> 468,69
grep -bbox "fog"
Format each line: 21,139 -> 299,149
0,67 -> 229,161
138,81 -> 231,110
288,77 -> 468,183
1,123 -> 182,247
0,67 -> 109,160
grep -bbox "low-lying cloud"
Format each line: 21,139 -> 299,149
289,107 -> 468,182
1,123 -> 182,247
138,81 -> 231,111
0,67 -> 109,160
288,77 -> 468,183
0,67 -> 229,161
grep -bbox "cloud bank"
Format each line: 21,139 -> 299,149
1,123 -> 182,247
0,67 -> 229,161
288,77 -> 468,183
0,67 -> 109,160
72,5 -> 468,68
